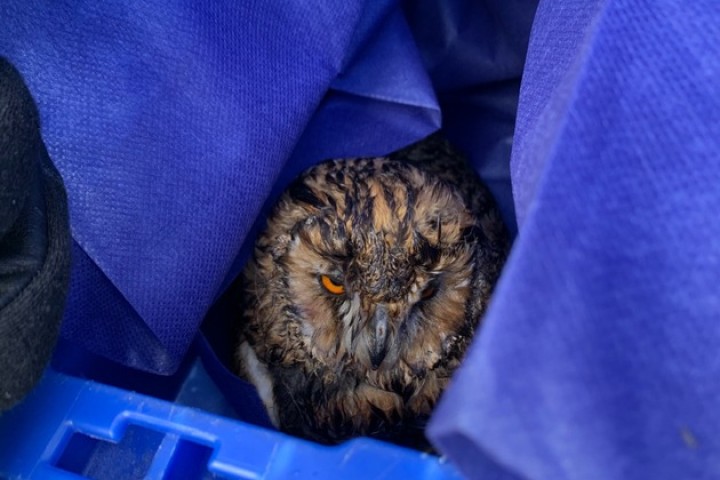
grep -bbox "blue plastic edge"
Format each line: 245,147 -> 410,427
0,369 -> 463,480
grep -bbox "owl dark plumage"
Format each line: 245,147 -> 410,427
233,133 -> 508,447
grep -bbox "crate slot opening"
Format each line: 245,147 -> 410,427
54,425 -> 164,479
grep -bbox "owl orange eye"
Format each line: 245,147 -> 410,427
320,275 -> 345,295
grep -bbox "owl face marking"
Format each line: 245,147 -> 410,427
235,136 -> 508,445
275,160 -> 476,374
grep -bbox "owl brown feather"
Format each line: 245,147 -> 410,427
233,132 -> 509,447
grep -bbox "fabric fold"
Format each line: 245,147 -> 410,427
428,2 -> 720,479
1,1 -> 442,373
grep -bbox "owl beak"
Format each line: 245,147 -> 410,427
369,304 -> 389,370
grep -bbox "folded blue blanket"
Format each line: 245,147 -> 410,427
2,1 -> 718,478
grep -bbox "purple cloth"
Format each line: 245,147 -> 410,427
1,1 -> 441,373
428,1 -> 720,479
4,1 -> 719,478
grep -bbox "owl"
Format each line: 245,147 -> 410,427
233,133 -> 508,448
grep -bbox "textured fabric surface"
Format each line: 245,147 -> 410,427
0,59 -> 40,308
3,1 -> 718,478
0,58 -> 71,411
0,1 -> 446,373
0,60 -> 35,239
428,1 -> 720,479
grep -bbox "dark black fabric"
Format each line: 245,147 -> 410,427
0,58 -> 36,241
0,58 -> 71,411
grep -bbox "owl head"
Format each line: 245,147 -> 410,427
236,153 -> 504,445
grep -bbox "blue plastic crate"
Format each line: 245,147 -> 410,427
0,350 -> 463,479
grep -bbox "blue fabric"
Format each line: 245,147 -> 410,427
402,0 -> 537,236
0,1 -> 442,373
428,1 -> 720,479
4,0 -> 719,478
